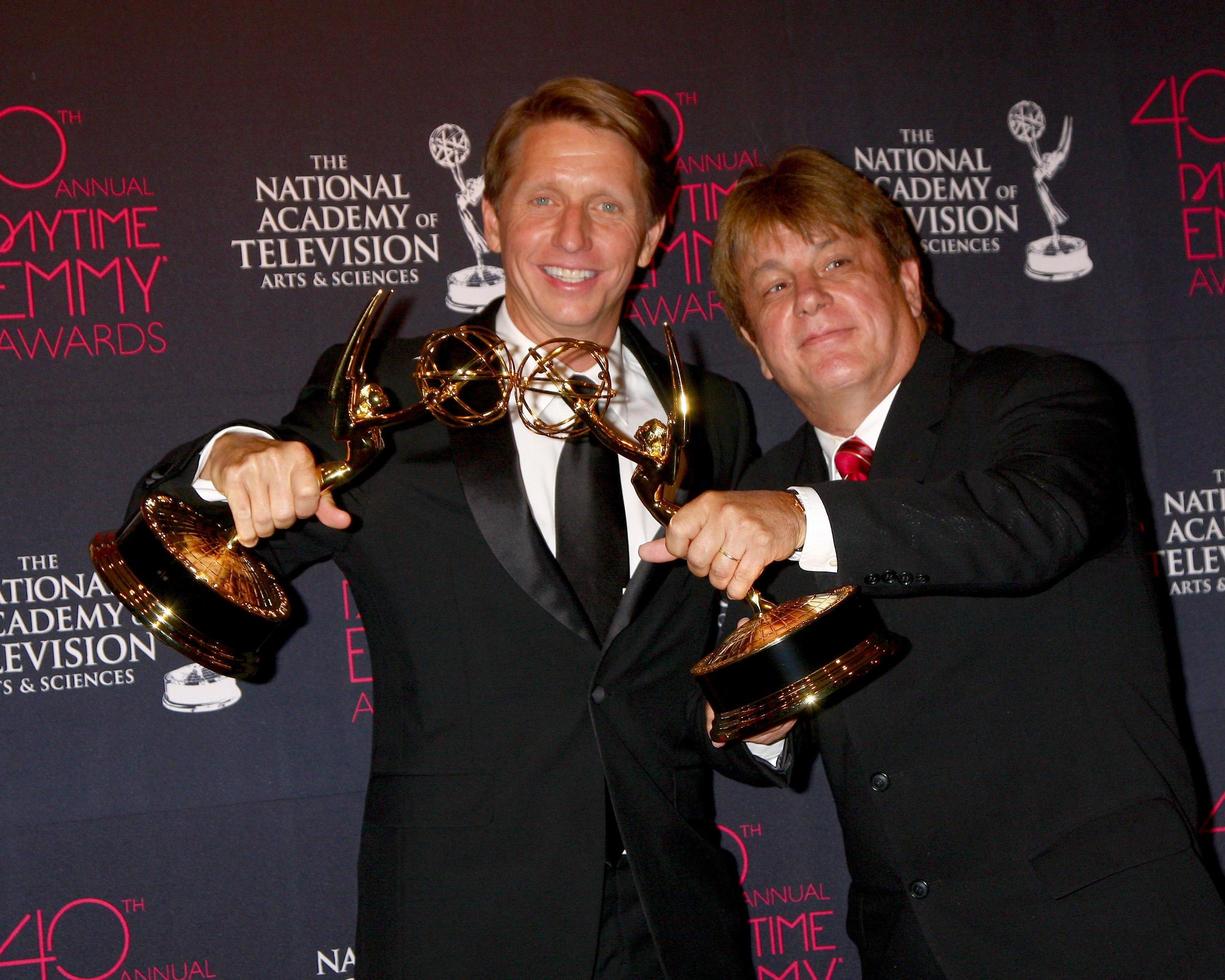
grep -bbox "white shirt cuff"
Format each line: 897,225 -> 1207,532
744,738 -> 788,767
191,425 -> 275,501
788,485 -> 838,573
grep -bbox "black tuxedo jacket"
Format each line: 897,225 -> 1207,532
741,333 -> 1225,978
140,304 -> 780,978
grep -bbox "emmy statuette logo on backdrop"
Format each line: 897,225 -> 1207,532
1007,100 -> 1093,281
162,662 -> 242,712
429,123 -> 505,312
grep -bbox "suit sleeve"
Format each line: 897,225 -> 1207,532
722,378 -> 760,488
685,685 -> 812,787
124,419 -> 272,520
124,344 -> 354,578
818,350 -> 1133,597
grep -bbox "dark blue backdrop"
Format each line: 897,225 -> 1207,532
3,3 -> 1222,976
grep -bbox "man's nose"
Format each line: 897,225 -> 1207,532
795,277 -> 829,316
554,204 -> 592,251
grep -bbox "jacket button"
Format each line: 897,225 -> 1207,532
881,569 -> 897,584
870,772 -> 890,792
898,571 -> 913,585
864,573 -> 880,585
591,687 -> 606,704
909,880 -> 929,899
916,574 -> 930,584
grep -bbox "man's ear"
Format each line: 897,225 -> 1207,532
482,197 -> 502,253
737,325 -> 774,382
898,258 -> 922,319
637,214 -> 666,267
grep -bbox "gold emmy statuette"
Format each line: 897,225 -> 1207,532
558,324 -> 901,741
90,289 -> 516,678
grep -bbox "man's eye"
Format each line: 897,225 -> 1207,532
597,201 -> 621,213
530,196 -> 552,206
825,257 -> 849,271
765,281 -> 787,295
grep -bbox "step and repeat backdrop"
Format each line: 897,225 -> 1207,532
3,3 -> 1223,977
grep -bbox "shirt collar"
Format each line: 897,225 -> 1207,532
813,383 -> 900,464
494,304 -> 631,425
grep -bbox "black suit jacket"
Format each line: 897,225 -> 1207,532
140,303 -> 781,978
741,333 -> 1225,978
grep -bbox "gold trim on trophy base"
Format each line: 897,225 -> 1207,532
139,495 -> 291,620
706,631 -> 898,742
692,585 -> 902,741
697,591 -> 840,670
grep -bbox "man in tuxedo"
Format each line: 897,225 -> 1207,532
143,79 -> 790,977
641,148 -> 1225,977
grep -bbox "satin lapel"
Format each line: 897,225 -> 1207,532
450,416 -> 599,645
620,321 -> 671,404
606,525 -> 668,647
604,323 -> 678,648
870,333 -> 954,481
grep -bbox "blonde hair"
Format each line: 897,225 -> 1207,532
483,76 -> 676,221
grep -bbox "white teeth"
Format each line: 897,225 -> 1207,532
543,266 -> 596,283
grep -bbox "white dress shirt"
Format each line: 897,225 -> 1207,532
495,305 -> 664,579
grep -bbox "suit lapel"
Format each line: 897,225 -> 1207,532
871,332 -> 954,481
450,417 -> 599,644
607,525 -> 668,647
620,322 -> 671,405
448,300 -> 599,646
793,424 -> 829,485
603,323 -> 676,648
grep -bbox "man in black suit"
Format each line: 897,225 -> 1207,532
144,79 -> 790,977
641,148 -> 1225,977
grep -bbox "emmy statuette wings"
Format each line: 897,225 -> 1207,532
558,324 -> 902,741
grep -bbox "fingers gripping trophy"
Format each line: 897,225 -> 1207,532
556,324 -> 902,742
429,123 -> 506,313
90,289 -> 611,680
1008,100 -> 1093,281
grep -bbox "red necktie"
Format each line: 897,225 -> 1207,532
834,436 -> 873,481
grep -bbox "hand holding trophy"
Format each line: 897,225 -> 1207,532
556,324 -> 902,741
90,290 -> 611,679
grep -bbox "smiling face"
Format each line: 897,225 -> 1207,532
738,224 -> 925,434
482,119 -> 665,347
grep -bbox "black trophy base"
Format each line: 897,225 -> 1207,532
692,585 -> 902,741
90,495 -> 290,679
